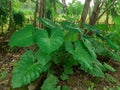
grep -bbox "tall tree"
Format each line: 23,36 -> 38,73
39,0 -> 45,28
79,0 -> 118,35
33,0 -> 39,27
89,0 -> 117,25
62,0 -> 67,13
8,0 -> 14,33
80,0 -> 91,24
89,0 -> 104,25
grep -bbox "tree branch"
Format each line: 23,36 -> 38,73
97,0 -> 117,20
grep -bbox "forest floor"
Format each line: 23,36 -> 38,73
0,39 -> 120,90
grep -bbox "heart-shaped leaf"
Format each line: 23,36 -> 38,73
35,50 -> 51,66
9,25 -> 35,47
65,40 -> 105,78
12,50 -> 44,88
34,29 -> 64,54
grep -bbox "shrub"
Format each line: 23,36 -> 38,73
13,11 -> 25,27
9,18 -> 120,89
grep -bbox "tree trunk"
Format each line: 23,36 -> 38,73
62,0 -> 67,13
8,0 -> 14,33
80,0 -> 91,24
33,0 -> 39,27
105,11 -> 109,24
97,0 -> 116,21
89,0 -> 102,25
39,0 -> 45,28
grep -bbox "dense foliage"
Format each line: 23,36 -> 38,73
13,11 -> 25,27
0,0 -> 9,25
0,0 -> 119,89
9,18 -> 120,89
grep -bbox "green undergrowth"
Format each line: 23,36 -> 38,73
9,18 -> 120,89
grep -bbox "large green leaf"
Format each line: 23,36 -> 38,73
108,51 -> 120,61
82,38 -> 97,59
110,25 -> 120,32
12,50 -> 44,88
113,16 -> 120,25
41,74 -> 58,90
35,50 -> 51,66
95,24 -> 109,31
82,24 -> 103,36
65,42 -> 74,55
9,25 -> 35,47
38,18 -> 59,30
91,39 -> 109,56
74,41 -> 95,70
106,39 -> 119,51
35,29 -> 64,54
65,41 -> 93,70
91,39 -> 120,61
60,21 -> 82,33
103,63 -> 115,72
64,31 -> 79,42
65,40 -> 105,77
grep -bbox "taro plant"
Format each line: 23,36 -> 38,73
9,18 -> 120,89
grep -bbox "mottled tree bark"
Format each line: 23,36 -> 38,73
39,0 -> 45,28
33,0 -> 39,27
89,0 -> 103,25
80,0 -> 91,24
105,11 -> 109,24
89,0 -> 116,25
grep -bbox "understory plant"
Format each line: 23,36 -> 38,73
9,18 -> 120,89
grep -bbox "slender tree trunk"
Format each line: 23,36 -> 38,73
89,0 -> 103,25
89,0 -> 116,25
86,0 -> 103,35
39,0 -> 45,28
80,0 -> 91,24
33,0 -> 39,27
1,24 -> 3,34
62,0 -> 67,13
105,11 -> 109,24
8,0 -> 14,33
